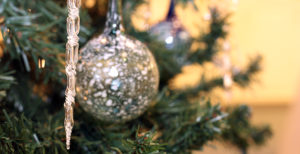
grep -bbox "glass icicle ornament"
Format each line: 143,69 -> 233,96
76,0 -> 159,123
149,0 -> 190,50
64,0 -> 81,150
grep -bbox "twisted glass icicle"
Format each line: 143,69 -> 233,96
65,0 -> 81,150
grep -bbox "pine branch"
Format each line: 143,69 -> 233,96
148,90 -> 227,153
124,6 -> 228,86
221,105 -> 272,152
122,128 -> 165,154
0,0 -> 272,154
234,55 -> 262,88
0,64 -> 15,101
1,0 -> 93,84
173,55 -> 262,98
0,109 -> 67,154
188,8 -> 228,64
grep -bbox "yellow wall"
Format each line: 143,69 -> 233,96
132,0 -> 300,105
230,0 -> 300,105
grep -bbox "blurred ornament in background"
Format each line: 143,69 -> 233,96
76,0 -> 159,123
208,0 -> 240,101
213,39 -> 234,101
149,0 -> 190,50
221,41 -> 233,99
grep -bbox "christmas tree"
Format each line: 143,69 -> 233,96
0,0 -> 271,153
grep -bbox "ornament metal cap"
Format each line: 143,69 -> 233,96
103,0 -> 124,37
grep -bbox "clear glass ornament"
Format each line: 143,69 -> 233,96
76,0 -> 159,123
149,0 -> 190,50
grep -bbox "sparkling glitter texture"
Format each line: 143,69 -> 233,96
76,0 -> 159,123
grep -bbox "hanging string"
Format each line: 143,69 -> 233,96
65,0 -> 81,150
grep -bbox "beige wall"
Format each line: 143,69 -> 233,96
230,0 -> 300,105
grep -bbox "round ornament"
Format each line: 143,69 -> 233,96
149,0 -> 190,50
76,0 -> 159,123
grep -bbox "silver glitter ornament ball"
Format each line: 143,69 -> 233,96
76,0 -> 159,123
